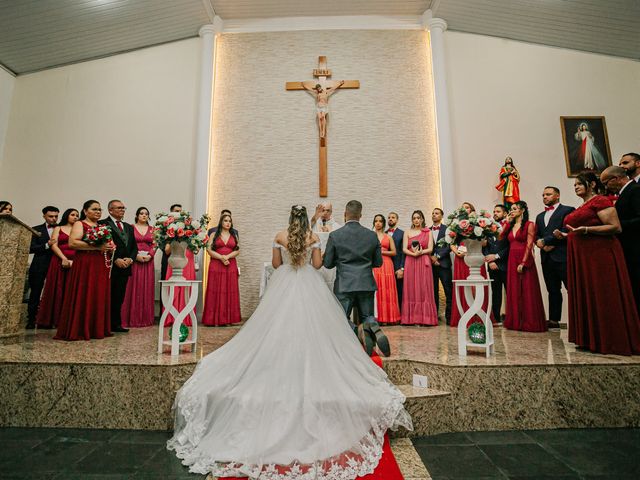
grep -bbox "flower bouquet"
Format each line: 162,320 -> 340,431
83,224 -> 115,272
153,211 -> 210,252
154,211 -> 210,279
439,208 -> 502,246
439,207 -> 503,280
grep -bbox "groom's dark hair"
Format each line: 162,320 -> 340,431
345,200 -> 362,219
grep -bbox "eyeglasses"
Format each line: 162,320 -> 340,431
601,177 -> 616,187
113,206 -> 127,210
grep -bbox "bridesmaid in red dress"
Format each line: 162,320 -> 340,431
450,202 -> 494,327
202,214 -> 241,326
121,207 -> 155,328
502,201 -> 547,332
401,210 -> 438,326
555,172 -> 640,355
36,208 -> 79,328
372,214 -> 400,324
55,200 -> 115,341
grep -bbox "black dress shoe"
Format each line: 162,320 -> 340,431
357,324 -> 375,356
112,326 -> 129,333
364,321 -> 391,357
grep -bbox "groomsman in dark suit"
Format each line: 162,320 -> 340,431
483,205 -> 509,323
535,187 -> 575,328
429,208 -> 453,324
161,203 -> 182,281
27,206 -> 59,329
601,166 -> 640,315
100,200 -> 137,332
619,152 -> 640,184
386,212 -> 405,308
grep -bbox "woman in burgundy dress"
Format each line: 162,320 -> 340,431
121,207 -> 155,328
36,208 -> 79,328
202,214 -> 241,326
555,172 -> 640,355
401,210 -> 438,326
55,200 -> 115,341
450,202 -> 493,327
372,214 -> 401,324
502,201 -> 546,332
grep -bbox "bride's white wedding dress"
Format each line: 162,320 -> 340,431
168,242 -> 412,479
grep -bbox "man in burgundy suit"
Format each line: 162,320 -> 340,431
601,166 -> 640,315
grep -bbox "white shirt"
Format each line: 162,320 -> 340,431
543,203 -> 560,227
430,224 -> 441,244
109,215 -> 124,231
312,218 -> 342,232
619,179 -> 633,196
634,173 -> 640,183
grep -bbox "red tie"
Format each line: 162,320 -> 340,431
545,206 -> 554,212
116,221 -> 123,232
388,228 -> 395,233
431,225 -> 440,231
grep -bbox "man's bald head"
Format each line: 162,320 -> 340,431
601,165 -> 630,194
320,202 -> 333,221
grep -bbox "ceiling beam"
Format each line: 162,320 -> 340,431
202,0 -> 216,22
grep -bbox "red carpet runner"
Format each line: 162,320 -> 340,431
225,353 -> 404,479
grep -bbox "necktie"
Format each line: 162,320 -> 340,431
545,206 -> 554,212
388,228 -> 395,233
431,225 -> 440,231
116,221 -> 123,232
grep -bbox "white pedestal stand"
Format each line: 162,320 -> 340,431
454,278 -> 494,358
157,279 -> 200,356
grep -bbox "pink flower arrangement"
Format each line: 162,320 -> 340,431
154,211 -> 210,253
439,207 -> 502,246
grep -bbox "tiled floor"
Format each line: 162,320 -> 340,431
2,427 -> 638,479
0,427 -> 202,479
412,428 -> 640,480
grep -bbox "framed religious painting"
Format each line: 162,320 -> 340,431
560,116 -> 612,177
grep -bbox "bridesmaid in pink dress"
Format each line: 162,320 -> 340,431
372,214 -> 401,324
450,202 -> 494,327
502,201 -> 547,332
401,210 -> 438,326
202,214 -> 241,326
121,207 -> 155,328
36,208 -> 79,328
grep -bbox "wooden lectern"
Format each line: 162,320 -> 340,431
0,214 -> 39,344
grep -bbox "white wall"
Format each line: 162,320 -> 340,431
210,30 -> 440,315
444,31 -> 640,211
0,38 -> 201,226
0,67 -> 15,176
444,31 -> 640,321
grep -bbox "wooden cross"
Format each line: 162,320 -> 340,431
286,56 -> 360,197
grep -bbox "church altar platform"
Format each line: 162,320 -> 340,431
1,325 -> 639,436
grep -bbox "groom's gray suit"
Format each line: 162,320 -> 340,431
323,220 -> 383,326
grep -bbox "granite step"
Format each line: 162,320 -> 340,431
393,384 -> 454,438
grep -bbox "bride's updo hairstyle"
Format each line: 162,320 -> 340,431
287,205 -> 310,267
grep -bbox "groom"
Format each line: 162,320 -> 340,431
323,200 -> 390,356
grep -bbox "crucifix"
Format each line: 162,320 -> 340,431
286,56 -> 360,197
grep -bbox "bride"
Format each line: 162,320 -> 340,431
168,205 -> 412,479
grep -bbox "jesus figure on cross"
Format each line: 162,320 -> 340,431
301,80 -> 344,140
